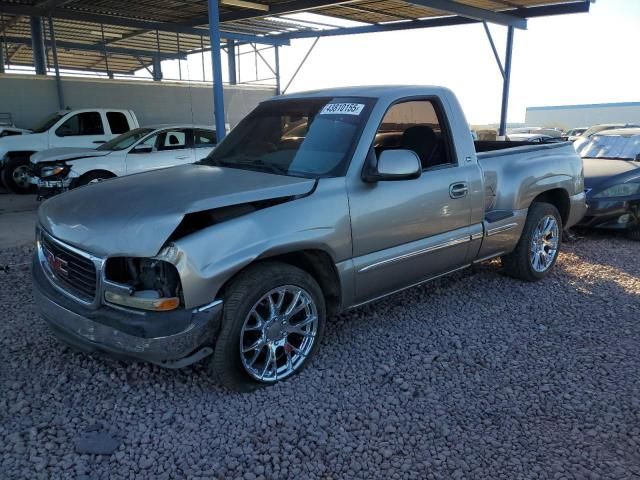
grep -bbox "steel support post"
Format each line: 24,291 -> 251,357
48,17 -> 64,109
274,45 -> 281,95
153,30 -> 163,81
207,0 -> 227,141
30,16 -> 46,75
0,36 -> 5,73
227,39 -> 237,84
498,26 -> 514,138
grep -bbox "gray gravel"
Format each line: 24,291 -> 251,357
1,235 -> 639,479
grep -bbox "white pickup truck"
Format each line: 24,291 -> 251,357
0,108 -> 138,193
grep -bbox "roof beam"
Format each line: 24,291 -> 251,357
186,0 -> 359,25
0,3 -> 289,45
404,0 -> 527,29
280,1 -> 591,39
3,35 -> 188,59
7,44 -> 24,61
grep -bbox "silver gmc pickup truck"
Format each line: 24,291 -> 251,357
32,86 -> 586,390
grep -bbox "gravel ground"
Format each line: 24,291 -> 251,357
1,235 -> 639,479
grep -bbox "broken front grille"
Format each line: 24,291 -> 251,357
40,232 -> 98,302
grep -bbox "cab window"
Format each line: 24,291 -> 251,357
158,130 -> 188,151
194,129 -> 217,148
374,100 -> 454,169
56,112 -> 104,137
107,112 -> 130,134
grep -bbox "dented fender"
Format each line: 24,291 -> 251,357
166,177 -> 352,309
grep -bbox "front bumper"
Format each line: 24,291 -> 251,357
575,196 -> 640,231
32,255 -> 223,368
31,176 -> 72,199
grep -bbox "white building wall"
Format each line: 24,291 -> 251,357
0,73 -> 275,129
525,102 -> 640,130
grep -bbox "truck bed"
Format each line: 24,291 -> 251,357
476,141 -> 578,211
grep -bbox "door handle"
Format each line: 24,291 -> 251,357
449,182 -> 469,199
175,155 -> 190,160
93,140 -> 106,144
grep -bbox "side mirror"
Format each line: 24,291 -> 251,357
635,153 -> 640,162
56,126 -> 72,137
131,145 -> 153,154
364,149 -> 421,182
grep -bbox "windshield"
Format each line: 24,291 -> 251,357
96,128 -> 154,151
576,134 -> 640,160
32,112 -> 66,133
201,97 -> 374,178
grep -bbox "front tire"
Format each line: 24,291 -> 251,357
502,202 -> 562,281
1,156 -> 32,194
210,262 -> 326,391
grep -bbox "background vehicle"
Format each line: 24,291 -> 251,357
575,127 -> 640,239
580,123 -> 640,139
0,113 -> 31,138
507,133 -> 558,143
29,125 -> 217,199
32,86 -> 586,390
509,127 -> 563,138
561,127 -> 587,141
0,108 -> 138,193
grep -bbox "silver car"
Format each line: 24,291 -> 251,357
32,86 -> 586,389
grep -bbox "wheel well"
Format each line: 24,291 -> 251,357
6,151 -> 36,161
79,170 -> 116,181
531,188 -> 570,226
228,250 -> 342,317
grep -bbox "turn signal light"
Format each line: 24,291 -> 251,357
105,292 -> 180,311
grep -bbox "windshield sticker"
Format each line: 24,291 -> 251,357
320,103 -> 365,116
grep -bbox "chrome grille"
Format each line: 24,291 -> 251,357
40,232 -> 98,301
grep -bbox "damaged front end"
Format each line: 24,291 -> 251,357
30,162 -> 74,200
32,228 -> 223,368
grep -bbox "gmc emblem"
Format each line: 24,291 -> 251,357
45,248 -> 69,277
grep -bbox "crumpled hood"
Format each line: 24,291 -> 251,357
31,147 -> 110,164
38,164 -> 316,257
583,157 -> 640,190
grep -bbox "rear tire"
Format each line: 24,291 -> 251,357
210,261 -> 326,391
501,202 -> 562,282
1,156 -> 32,194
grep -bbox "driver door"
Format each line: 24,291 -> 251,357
49,111 -> 109,149
125,128 -> 195,175
349,99 -> 474,303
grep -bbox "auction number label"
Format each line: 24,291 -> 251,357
320,103 -> 365,116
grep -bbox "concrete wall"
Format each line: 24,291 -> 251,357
0,73 -> 276,129
525,102 -> 640,130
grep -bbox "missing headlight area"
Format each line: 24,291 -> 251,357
105,257 -> 182,306
168,196 -> 297,241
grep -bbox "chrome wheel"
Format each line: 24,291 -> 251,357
240,285 -> 318,383
530,215 -> 559,273
12,165 -> 30,188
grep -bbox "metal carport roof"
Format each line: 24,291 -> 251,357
0,0 -> 593,139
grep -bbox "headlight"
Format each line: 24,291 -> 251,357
593,183 -> 640,198
41,165 -> 68,178
104,257 -> 182,311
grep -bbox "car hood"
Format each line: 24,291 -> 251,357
30,147 -> 110,164
38,164 -> 316,257
0,131 -> 46,156
583,157 -> 640,190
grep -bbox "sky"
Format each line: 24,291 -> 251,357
270,0 -> 640,125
